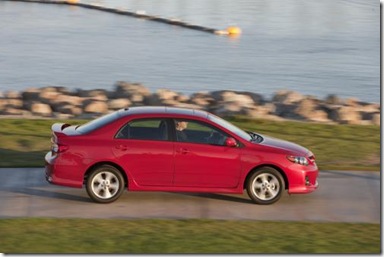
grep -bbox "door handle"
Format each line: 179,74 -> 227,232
115,145 -> 128,151
177,148 -> 190,154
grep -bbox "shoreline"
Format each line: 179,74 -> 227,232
0,81 -> 380,125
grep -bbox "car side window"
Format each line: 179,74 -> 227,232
174,119 -> 228,146
116,118 -> 169,141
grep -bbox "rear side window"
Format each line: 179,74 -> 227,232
115,118 -> 169,141
77,112 -> 120,134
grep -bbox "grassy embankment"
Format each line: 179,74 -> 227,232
0,219 -> 380,253
0,117 -> 380,170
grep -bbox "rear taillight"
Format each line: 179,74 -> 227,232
50,124 -> 70,154
52,143 -> 68,153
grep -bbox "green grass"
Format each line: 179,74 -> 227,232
0,117 -> 380,170
0,218 -> 380,253
0,118 -> 86,167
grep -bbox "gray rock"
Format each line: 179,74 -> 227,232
22,88 -> 41,101
295,99 -> 317,119
83,100 -> 108,114
328,106 -> 362,124
144,89 -> 180,106
2,107 -> 25,116
325,94 -> 344,105
39,90 -> 60,104
6,98 -> 23,109
31,102 -> 52,117
274,103 -> 303,119
114,81 -> 151,98
156,89 -> 179,101
273,90 -> 304,104
175,94 -> 190,103
129,93 -> 145,104
190,92 -> 215,107
76,89 -> 109,101
213,102 -> 246,116
372,113 -> 381,126
211,90 -> 254,105
234,91 -> 264,105
108,98 -> 131,110
308,110 -> 331,123
0,99 -> 6,111
4,90 -> 21,99
171,102 -> 203,110
0,85 -> 380,126
52,95 -> 84,108
56,104 -> 82,116
344,97 -> 361,107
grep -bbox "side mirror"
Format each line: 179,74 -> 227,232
225,137 -> 237,147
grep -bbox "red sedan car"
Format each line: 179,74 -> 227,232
45,106 -> 318,204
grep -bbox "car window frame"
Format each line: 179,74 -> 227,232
171,118 -> 233,147
114,117 -> 173,142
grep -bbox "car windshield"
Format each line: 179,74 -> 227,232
208,114 -> 252,141
77,111 -> 121,134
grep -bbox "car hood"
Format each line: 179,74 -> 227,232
258,134 -> 309,156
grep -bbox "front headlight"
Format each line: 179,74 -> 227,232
287,155 -> 309,166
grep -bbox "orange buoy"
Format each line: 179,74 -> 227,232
226,26 -> 242,35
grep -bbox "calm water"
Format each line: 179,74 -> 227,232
0,0 -> 380,103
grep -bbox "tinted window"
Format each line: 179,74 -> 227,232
116,119 -> 169,141
208,114 -> 252,141
77,111 -> 120,134
174,119 -> 228,146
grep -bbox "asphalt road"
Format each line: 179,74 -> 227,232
0,168 -> 380,223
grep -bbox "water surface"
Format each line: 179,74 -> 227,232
0,0 -> 379,102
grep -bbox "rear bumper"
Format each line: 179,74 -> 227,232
45,151 -> 56,183
44,151 -> 83,188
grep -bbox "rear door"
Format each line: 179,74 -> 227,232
112,118 -> 174,186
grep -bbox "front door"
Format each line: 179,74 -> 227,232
173,119 -> 242,188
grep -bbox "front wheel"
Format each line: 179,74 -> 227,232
86,165 -> 125,203
246,167 -> 284,205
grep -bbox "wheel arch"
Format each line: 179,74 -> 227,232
83,161 -> 128,188
243,164 -> 289,190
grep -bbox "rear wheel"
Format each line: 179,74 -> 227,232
246,167 -> 284,205
86,165 -> 125,203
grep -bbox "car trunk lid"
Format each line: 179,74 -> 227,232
50,123 -> 81,155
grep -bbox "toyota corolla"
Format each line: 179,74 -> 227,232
45,106 -> 318,204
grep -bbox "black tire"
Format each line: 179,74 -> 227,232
246,167 -> 284,205
86,165 -> 125,203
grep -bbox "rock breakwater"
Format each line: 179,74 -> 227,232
0,81 -> 380,125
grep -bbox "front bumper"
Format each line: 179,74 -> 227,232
288,179 -> 318,194
287,165 -> 319,194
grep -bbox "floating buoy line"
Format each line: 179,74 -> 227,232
3,0 -> 242,36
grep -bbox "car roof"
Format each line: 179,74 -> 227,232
118,106 -> 209,119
